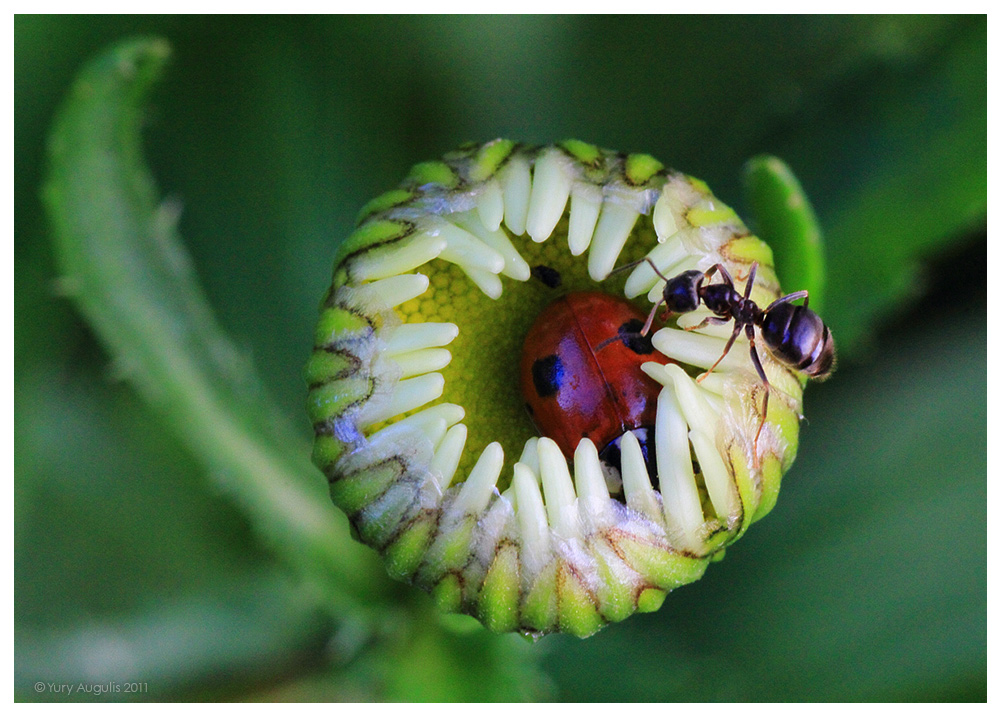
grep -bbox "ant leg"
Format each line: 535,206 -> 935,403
742,262 -> 758,299
595,295 -> 663,352
683,315 -> 729,332
702,263 -> 734,287
763,290 -> 809,313
697,319 -> 743,382
608,257 -> 671,283
641,297 -> 665,337
745,324 -> 771,469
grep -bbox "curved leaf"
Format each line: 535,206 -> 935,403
742,155 -> 826,312
43,36 -> 382,614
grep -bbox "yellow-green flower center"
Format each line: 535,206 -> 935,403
393,216 -> 659,482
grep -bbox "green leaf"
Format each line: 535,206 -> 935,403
742,155 -> 826,312
15,571 -> 333,701
42,36 -> 382,616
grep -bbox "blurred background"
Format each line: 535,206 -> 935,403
15,15 -> 985,701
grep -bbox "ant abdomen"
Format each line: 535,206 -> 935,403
760,302 -> 835,378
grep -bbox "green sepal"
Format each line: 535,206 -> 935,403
355,188 -> 414,225
328,458 -> 401,516
306,377 -> 370,425
721,234 -> 776,270
556,565 -> 604,638
432,574 -> 464,614
614,535 -> 709,590
407,160 -> 459,189
383,514 -> 436,581
686,198 -> 741,229
311,434 -> 346,473
304,349 -> 357,385
468,139 -> 517,183
520,561 -> 558,633
636,587 -> 667,613
558,138 -> 601,166
332,219 -> 414,277
591,538 -> 640,623
356,484 -> 419,550
625,153 -> 665,186
479,543 -> 520,633
417,516 -> 476,587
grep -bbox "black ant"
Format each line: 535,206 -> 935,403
622,258 -> 835,465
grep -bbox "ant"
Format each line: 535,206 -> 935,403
620,258 -> 835,465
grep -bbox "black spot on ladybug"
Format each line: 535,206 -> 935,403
599,428 -> 660,495
599,440 -> 621,472
531,264 -> 562,288
618,319 -> 656,355
531,354 -> 564,397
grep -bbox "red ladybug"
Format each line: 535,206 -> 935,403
519,292 -> 674,481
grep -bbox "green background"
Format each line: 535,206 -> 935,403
16,16 -> 985,701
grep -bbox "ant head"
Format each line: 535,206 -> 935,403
662,270 -> 704,314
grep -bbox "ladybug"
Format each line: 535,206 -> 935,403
519,292 -> 674,486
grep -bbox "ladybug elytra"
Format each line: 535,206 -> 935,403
519,292 -> 673,485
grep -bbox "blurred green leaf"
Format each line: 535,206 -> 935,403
753,17 -> 986,355
42,36 -> 382,615
16,571 -> 333,701
742,155 -> 826,312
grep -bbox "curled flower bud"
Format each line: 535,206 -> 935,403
306,140 -> 829,637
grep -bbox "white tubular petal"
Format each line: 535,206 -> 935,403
537,437 -> 580,540
391,348 -> 452,378
453,213 -> 531,281
567,185 -> 602,256
620,431 -> 664,527
587,202 -> 640,281
573,438 -> 611,519
461,265 -> 504,299
517,437 -> 541,479
367,273 -> 430,308
500,154 -> 531,236
434,221 -> 506,274
392,403 -> 465,435
622,234 -> 686,298
517,438 -> 538,477
701,390 -> 725,415
646,279 -> 667,306
476,179 -> 505,232
651,327 -> 746,373
365,414 -> 444,453
353,235 -> 446,282
690,428 -> 738,522
653,384 -> 704,546
652,364 -> 738,525
385,322 -> 459,355
652,184 -> 684,239
420,417 -> 448,449
694,371 -> 730,397
451,442 -> 504,514
431,423 -> 467,490
526,148 -> 573,242
643,364 -> 718,435
513,463 -> 551,575
375,372 -> 444,422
